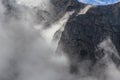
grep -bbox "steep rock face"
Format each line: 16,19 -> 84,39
51,0 -> 87,20
57,2 -> 120,74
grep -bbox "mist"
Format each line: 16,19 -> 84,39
0,0 -> 120,80
0,0 -> 73,80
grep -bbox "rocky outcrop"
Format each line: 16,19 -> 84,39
57,2 -> 120,74
51,0 -> 87,20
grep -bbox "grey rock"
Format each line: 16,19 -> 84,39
57,2 -> 120,74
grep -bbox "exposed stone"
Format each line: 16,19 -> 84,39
57,2 -> 120,74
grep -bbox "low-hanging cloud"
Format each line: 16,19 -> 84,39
0,0 -> 120,80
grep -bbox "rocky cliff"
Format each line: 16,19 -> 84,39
57,1 -> 120,75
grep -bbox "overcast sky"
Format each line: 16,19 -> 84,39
77,0 -> 120,5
